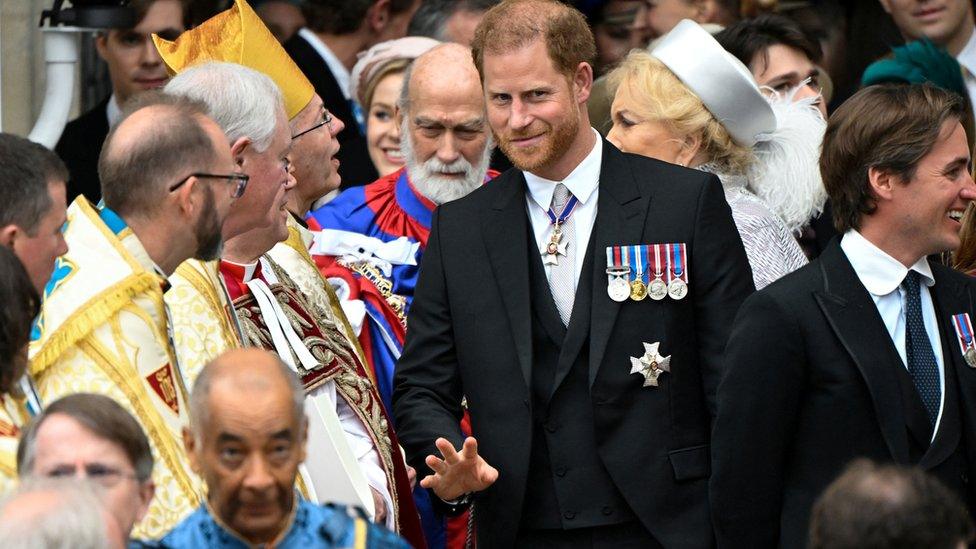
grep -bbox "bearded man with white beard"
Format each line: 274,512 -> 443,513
308,43 -> 494,417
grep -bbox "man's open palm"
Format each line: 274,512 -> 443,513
420,437 -> 499,501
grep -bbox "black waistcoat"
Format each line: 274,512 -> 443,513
896,318 -> 969,500
520,225 -> 635,530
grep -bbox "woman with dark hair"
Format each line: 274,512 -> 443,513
0,244 -> 42,495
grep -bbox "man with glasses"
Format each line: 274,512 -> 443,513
160,59 -> 295,386
28,92 -> 237,540
153,3 -> 426,544
17,393 -> 156,543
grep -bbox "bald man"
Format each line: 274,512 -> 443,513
28,92 -> 239,539
160,349 -> 409,548
307,42 -> 494,549
309,43 -> 495,414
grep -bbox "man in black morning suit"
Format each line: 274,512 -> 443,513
392,2 -> 754,547
55,0 -> 185,203
711,83 -> 976,549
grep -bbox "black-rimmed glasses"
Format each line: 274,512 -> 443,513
169,172 -> 250,199
292,109 -> 334,140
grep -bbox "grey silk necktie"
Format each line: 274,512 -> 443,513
548,183 -> 576,326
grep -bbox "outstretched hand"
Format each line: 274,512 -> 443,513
420,437 -> 499,502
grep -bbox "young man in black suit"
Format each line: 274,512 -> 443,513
284,0 -> 419,189
55,0 -> 185,204
711,83 -> 976,548
391,1 -> 754,546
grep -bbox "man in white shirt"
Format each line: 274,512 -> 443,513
55,0 -> 186,204
284,0 -> 421,189
711,83 -> 976,549
879,0 -> 976,107
392,1 -> 753,546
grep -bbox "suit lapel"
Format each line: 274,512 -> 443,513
483,171 -> 533,389
588,142 -> 651,387
549,234 -> 596,400
814,243 -> 911,463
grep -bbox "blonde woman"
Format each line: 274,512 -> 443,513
606,20 -> 825,289
350,37 -> 440,177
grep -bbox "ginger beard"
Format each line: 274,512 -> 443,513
401,118 -> 493,205
494,93 -> 581,174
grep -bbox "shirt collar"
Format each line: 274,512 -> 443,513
106,94 -> 122,128
221,259 -> 262,283
525,128 -> 602,213
840,229 -> 935,296
298,28 -> 351,99
957,26 -> 976,77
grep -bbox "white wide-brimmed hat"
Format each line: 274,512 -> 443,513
650,19 -> 776,147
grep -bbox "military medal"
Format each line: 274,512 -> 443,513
667,243 -> 688,300
647,245 -> 668,301
629,245 -> 647,301
629,341 -> 671,387
605,247 -> 631,302
539,193 -> 579,267
951,313 -> 976,368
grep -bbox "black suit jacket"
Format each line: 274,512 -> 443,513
710,240 -> 976,548
55,97 -> 110,204
284,32 -> 379,189
393,140 -> 755,548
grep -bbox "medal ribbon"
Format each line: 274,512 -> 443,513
672,243 -> 685,281
631,245 -> 643,281
639,245 -> 650,283
651,245 -> 662,280
543,195 -> 580,227
952,313 -> 975,353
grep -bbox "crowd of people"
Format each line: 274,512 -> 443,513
3,0 -> 976,547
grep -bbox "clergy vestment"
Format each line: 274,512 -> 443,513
154,499 -> 410,548
0,393 -> 31,495
28,198 -> 201,539
219,256 -> 425,548
165,259 -> 244,385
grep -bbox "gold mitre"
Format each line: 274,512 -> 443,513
152,0 -> 313,119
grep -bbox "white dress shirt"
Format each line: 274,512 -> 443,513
956,26 -> 976,114
525,128 -> 602,287
840,230 -> 945,438
106,94 -> 122,128
297,28 -> 352,99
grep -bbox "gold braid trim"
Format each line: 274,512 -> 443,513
31,272 -> 161,378
79,337 -> 201,504
282,228 -> 374,385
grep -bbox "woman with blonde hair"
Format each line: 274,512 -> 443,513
350,36 -> 440,177
607,20 -> 825,288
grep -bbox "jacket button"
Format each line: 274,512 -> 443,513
563,511 -> 576,520
602,506 -> 613,516
554,467 -> 567,477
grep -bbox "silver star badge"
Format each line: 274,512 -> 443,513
629,341 -> 671,387
541,232 -> 569,266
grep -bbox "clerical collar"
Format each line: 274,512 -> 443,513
222,259 -> 262,282
524,128 -> 602,214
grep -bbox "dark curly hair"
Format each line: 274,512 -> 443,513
0,245 -> 40,394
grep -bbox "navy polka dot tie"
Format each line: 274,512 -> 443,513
902,270 -> 941,428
